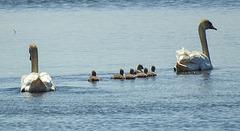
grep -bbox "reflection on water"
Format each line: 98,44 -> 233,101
148,76 -> 157,82
176,69 -> 211,77
201,70 -> 211,80
20,92 -> 46,97
88,81 -> 99,87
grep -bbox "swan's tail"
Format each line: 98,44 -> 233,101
176,47 -> 190,62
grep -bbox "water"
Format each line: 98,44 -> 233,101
0,0 -> 240,130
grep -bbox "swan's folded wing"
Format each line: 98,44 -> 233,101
177,50 -> 207,64
20,73 -> 39,92
177,51 -> 212,71
40,72 -> 55,91
189,52 -> 212,69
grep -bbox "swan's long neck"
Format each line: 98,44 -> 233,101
30,45 -> 38,73
198,25 -> 211,62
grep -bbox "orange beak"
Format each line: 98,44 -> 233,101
211,26 -> 217,30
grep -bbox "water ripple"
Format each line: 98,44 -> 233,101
0,0 -> 239,9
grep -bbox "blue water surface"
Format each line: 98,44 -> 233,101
0,0 -> 240,130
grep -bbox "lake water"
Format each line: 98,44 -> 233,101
0,0 -> 240,130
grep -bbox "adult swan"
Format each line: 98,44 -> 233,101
174,19 -> 217,72
21,44 -> 55,92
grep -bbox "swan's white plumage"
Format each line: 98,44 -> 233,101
174,19 -> 216,72
176,47 -> 212,71
21,72 -> 55,92
21,44 -> 55,92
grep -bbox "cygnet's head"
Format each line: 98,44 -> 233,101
91,70 -> 97,76
129,68 -> 134,74
120,69 -> 124,76
143,68 -> 148,74
151,66 -> 156,72
137,64 -> 144,70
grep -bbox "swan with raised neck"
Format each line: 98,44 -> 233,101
21,44 -> 55,92
174,19 -> 217,72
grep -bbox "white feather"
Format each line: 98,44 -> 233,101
176,47 -> 212,71
21,72 -> 55,92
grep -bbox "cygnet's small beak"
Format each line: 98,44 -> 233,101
29,56 -> 31,61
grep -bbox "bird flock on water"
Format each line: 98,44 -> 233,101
21,19 -> 217,92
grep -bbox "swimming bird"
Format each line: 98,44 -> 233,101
136,68 -> 148,78
134,64 -> 144,74
124,68 -> 135,79
111,69 -> 124,79
88,70 -> 100,82
174,19 -> 217,72
21,44 -> 55,92
147,66 -> 157,77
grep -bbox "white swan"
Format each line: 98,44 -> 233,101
21,44 -> 55,92
174,19 -> 217,72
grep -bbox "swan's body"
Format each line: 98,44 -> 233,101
147,66 -> 157,77
124,68 -> 135,79
134,64 -> 143,74
21,72 -> 55,92
111,69 -> 124,79
136,68 -> 148,78
88,70 -> 100,82
174,20 -> 217,72
21,44 -> 55,92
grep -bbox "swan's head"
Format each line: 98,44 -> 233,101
144,68 -> 148,74
29,44 -> 38,61
29,44 -> 38,73
130,68 -> 134,74
151,66 -> 156,72
199,19 -> 217,30
137,64 -> 144,70
120,69 -> 124,76
29,44 -> 37,53
91,70 -> 97,76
